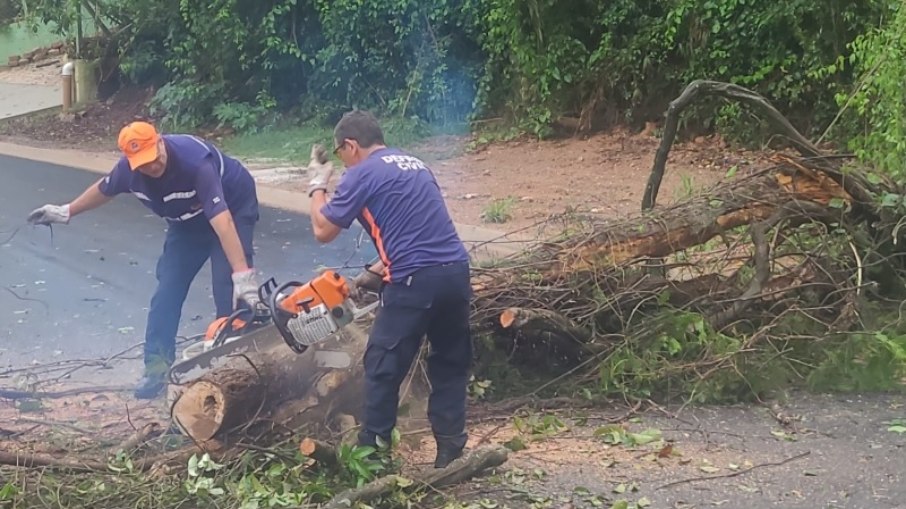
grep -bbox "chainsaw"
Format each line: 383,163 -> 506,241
167,269 -> 380,386
264,269 -> 379,354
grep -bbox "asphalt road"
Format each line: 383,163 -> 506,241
0,155 -> 375,383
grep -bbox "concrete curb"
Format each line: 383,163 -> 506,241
1,104 -> 61,122
0,140 -> 531,259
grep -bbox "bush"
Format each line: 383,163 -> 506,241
0,0 -> 20,26
21,0 -> 903,140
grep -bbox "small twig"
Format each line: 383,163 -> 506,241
656,450 -> 811,490
0,385 -> 133,400
235,442 -> 298,463
1,425 -> 40,439
14,418 -> 94,435
125,403 -> 137,432
113,422 -> 162,454
3,287 -> 50,314
0,225 -> 23,245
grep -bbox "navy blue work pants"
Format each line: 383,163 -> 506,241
143,214 -> 256,374
358,262 -> 473,450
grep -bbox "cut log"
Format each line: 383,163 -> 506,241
170,324 -> 372,443
171,370 -> 266,442
299,437 -> 337,467
500,308 -> 591,341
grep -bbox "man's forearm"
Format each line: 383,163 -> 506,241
69,179 -> 113,217
310,190 -> 342,243
210,210 -> 250,272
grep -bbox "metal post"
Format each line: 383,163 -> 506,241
62,62 -> 74,112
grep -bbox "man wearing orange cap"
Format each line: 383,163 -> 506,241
27,121 -> 261,399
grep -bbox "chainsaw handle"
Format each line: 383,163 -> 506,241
268,280 -> 310,354
258,277 -> 278,304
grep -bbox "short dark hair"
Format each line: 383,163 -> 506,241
334,110 -> 385,149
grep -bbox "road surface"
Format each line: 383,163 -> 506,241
0,155 -> 375,384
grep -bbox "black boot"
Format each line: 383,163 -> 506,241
134,374 -> 165,399
434,446 -> 463,468
434,434 -> 466,468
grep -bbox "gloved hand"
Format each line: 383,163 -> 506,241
307,144 -> 334,197
353,267 -> 384,294
27,204 -> 71,225
232,269 -> 261,309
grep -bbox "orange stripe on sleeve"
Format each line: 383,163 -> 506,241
361,208 -> 392,282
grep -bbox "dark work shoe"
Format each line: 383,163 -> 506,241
434,445 -> 464,469
134,374 -> 165,399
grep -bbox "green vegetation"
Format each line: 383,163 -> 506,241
12,0 -> 899,151
217,115 -> 449,163
0,21 -> 59,61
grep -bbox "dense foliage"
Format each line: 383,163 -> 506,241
0,0 -> 21,25
19,0 -> 904,162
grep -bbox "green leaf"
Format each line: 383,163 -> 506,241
613,483 -> 627,494
395,476 -> 414,488
829,198 -> 846,209
887,425 -> 906,434
881,193 -> 901,208
627,428 -> 662,446
638,497 -> 652,507
352,446 -> 376,460
609,500 -> 629,509
0,482 -> 19,501
187,454 -> 200,477
725,165 -> 738,178
504,437 -> 526,452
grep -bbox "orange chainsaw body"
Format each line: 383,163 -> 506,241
205,316 -> 246,341
278,270 -> 350,314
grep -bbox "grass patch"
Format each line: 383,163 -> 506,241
220,116 -> 469,165
481,197 -> 516,224
219,123 -> 331,164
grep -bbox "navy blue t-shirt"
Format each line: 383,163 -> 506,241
98,134 -> 258,222
321,148 -> 469,283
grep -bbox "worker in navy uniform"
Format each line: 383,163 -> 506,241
27,121 -> 261,399
307,110 -> 473,468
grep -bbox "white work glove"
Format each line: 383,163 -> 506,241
27,204 -> 71,225
307,144 -> 334,197
232,269 -> 261,309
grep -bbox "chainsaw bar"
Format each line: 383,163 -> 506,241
167,323 -> 352,386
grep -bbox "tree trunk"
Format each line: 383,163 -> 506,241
170,324 -> 371,444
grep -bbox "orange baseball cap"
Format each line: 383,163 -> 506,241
118,121 -> 161,170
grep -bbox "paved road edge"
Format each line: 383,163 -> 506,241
0,140 -> 530,259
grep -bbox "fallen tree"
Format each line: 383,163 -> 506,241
467,81 -> 906,398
